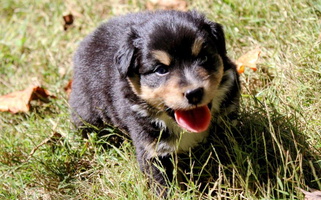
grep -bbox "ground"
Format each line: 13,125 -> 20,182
0,0 -> 320,199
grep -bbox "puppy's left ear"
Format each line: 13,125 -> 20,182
114,29 -> 140,78
204,21 -> 227,56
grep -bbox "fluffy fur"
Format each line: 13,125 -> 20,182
70,10 -> 240,196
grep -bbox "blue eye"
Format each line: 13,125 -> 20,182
154,65 -> 169,76
199,56 -> 208,64
203,56 -> 208,62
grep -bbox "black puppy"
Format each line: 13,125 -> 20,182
70,10 -> 240,195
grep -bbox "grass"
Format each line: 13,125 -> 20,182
0,0 -> 320,199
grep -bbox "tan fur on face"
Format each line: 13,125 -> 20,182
191,37 -> 204,56
139,76 -> 185,110
139,55 -> 225,111
151,50 -> 171,66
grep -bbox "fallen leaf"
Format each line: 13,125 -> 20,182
0,85 -> 55,113
146,0 -> 187,11
298,188 -> 321,200
235,48 -> 261,74
64,80 -> 73,98
63,13 -> 74,31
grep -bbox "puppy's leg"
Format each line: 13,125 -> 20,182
136,148 -> 173,197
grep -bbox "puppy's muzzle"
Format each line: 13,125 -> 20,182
185,87 -> 204,105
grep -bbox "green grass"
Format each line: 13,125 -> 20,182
1,0 -> 320,199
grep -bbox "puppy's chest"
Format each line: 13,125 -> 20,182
130,104 -> 210,157
152,113 -> 210,154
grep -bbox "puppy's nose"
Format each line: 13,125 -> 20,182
185,87 -> 204,105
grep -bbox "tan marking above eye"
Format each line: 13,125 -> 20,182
192,37 -> 204,56
151,50 -> 172,66
127,76 -> 141,95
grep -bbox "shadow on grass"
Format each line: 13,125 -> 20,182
70,98 -> 321,198
178,100 -> 321,198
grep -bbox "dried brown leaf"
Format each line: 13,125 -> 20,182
63,13 -> 74,31
64,80 -> 73,98
236,48 -> 261,74
0,85 -> 55,114
146,0 -> 187,11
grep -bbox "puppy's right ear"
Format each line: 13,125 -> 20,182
204,21 -> 227,56
114,29 -> 140,78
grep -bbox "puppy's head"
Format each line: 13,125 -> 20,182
115,11 -> 232,133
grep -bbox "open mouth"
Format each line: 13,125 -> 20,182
166,103 -> 212,133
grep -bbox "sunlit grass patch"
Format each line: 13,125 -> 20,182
0,0 -> 320,199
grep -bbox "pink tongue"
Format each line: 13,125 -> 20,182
174,106 -> 211,133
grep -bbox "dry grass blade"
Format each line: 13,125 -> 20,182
28,132 -> 63,160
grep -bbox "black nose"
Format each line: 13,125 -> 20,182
185,87 -> 204,105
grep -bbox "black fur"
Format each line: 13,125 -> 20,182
70,10 -> 240,197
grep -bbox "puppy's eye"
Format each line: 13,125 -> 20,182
200,56 -> 208,64
154,65 -> 169,76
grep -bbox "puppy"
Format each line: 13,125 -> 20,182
70,10 -> 240,196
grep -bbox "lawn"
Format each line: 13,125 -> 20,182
0,0 -> 320,199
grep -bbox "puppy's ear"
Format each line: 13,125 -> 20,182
204,21 -> 227,56
114,29 -> 140,78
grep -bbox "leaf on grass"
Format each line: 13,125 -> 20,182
63,13 -> 74,31
146,0 -> 187,11
0,85 -> 55,114
298,188 -> 321,200
235,48 -> 261,74
64,80 -> 73,98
